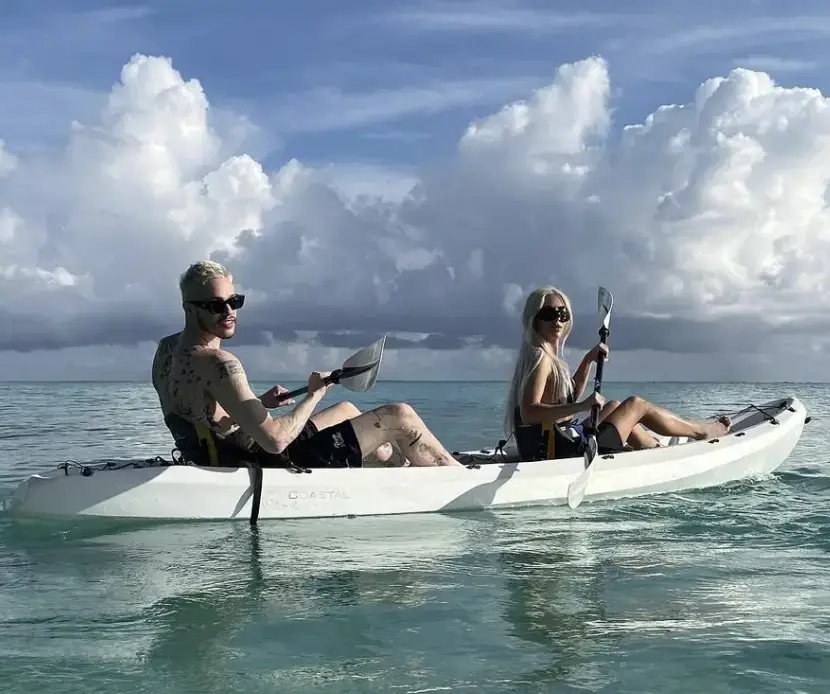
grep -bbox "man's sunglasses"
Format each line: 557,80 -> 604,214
535,305 -> 570,323
187,294 -> 246,314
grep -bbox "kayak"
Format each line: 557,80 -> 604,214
2,396 -> 810,522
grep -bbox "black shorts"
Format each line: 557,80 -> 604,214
596,420 -> 626,453
257,419 -> 364,469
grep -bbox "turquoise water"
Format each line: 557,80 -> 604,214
0,381 -> 828,693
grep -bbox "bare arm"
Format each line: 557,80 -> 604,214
207,352 -> 323,454
571,354 -> 594,400
520,359 -> 588,425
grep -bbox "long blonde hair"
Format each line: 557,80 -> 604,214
503,286 -> 574,437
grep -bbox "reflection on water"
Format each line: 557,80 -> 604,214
2,482 -> 830,694
498,530 -> 613,690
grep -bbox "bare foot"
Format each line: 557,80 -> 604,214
633,437 -> 662,449
646,434 -> 663,449
628,424 -> 662,449
697,415 -> 732,440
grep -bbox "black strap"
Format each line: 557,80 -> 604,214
247,462 -> 263,524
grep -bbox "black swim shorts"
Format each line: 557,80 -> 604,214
280,419 -> 364,468
595,420 -> 626,454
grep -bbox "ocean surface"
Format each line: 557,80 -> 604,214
0,380 -> 827,693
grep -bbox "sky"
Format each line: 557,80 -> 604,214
3,0 -> 830,382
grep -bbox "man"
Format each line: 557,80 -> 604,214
151,260 -> 461,469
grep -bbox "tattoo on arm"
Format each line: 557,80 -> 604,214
269,396 -> 320,452
208,352 -> 315,455
215,359 -> 244,380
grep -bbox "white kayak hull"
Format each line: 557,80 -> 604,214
2,396 -> 809,521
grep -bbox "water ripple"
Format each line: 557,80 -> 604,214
0,382 -> 828,693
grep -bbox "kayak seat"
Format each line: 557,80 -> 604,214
513,406 -> 587,461
163,413 -> 260,468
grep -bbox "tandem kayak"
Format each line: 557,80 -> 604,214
2,396 -> 810,522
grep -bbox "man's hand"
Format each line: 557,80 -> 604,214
260,384 -> 294,409
307,371 -> 332,400
208,351 -> 323,455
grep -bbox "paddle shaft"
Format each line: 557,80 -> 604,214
586,324 -> 610,433
567,288 -> 614,509
274,362 -> 377,403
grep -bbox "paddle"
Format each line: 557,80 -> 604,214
245,335 -> 387,525
274,334 -> 388,404
566,286 -> 613,510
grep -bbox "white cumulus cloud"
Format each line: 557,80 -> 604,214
1,52 -> 829,381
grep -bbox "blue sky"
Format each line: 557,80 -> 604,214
3,0 -> 830,381
4,0 -> 830,168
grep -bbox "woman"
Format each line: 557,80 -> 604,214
504,286 -> 731,461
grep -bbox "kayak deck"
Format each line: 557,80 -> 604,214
2,396 -> 810,522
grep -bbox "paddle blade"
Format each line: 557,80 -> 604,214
567,437 -> 598,510
339,334 -> 386,393
597,286 -> 614,331
275,335 -> 387,402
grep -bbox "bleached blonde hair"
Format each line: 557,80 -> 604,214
178,260 -> 233,300
503,286 -> 574,438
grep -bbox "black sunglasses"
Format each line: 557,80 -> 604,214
187,294 -> 245,314
535,305 -> 570,323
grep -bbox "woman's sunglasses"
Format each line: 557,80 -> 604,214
187,294 -> 246,315
535,305 -> 570,323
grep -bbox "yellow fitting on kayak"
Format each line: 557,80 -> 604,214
541,421 -> 556,460
195,423 -> 220,466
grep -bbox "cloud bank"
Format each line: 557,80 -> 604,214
2,53 -> 830,379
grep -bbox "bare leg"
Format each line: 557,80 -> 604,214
596,399 -> 621,424
311,401 -> 361,430
603,395 -> 731,444
364,441 -> 409,467
592,399 -> 660,450
628,425 -> 662,449
348,403 -> 461,467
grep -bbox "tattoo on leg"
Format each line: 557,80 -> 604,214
386,442 -> 409,466
415,440 -> 450,466
366,404 -> 453,465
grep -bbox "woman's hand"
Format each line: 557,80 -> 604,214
587,342 -> 610,363
581,391 -> 606,410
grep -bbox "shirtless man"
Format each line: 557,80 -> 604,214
151,260 -> 461,469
